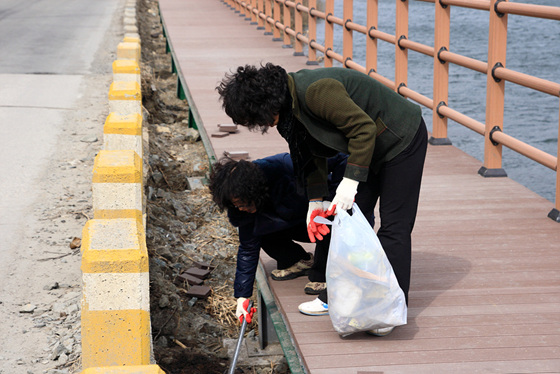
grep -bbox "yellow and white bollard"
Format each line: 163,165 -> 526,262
81,218 -> 151,368
92,150 -> 143,222
103,113 -> 143,159
108,81 -> 142,116
117,41 -> 141,62
112,59 -> 141,84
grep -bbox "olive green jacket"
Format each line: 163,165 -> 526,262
287,67 -> 422,199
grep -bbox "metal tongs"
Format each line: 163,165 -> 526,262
227,300 -> 254,374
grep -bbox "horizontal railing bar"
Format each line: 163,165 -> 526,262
398,85 -> 434,109
345,59 -> 366,74
497,1 -> 560,21
399,38 -> 434,57
347,21 -> 367,35
439,50 -> 488,74
441,0 -> 490,11
491,131 -> 558,170
326,13 -> 344,27
438,105 -> 486,136
327,49 -> 344,64
369,28 -> 396,44
494,65 -> 560,97
367,70 -> 395,90
309,40 -> 325,53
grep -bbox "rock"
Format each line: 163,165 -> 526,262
185,128 -> 200,142
19,304 -> 36,313
80,135 -> 98,143
43,282 -> 60,290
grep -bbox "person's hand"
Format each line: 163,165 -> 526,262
236,297 -> 256,324
328,177 -> 359,212
307,200 -> 330,243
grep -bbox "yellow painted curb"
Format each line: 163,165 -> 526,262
81,365 -> 165,373
117,41 -> 141,62
108,81 -> 141,101
81,218 -> 151,368
92,150 -> 143,221
108,81 -> 142,116
112,60 -> 141,84
92,150 -> 142,183
103,113 -> 143,158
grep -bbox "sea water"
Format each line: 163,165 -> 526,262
313,0 -> 559,202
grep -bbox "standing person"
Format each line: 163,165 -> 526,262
208,152 -> 347,324
216,63 -> 428,336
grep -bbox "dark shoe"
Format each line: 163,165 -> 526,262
304,281 -> 326,295
271,253 -> 313,281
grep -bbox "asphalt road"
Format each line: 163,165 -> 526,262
0,0 -> 121,282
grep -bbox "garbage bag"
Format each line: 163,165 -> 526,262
317,203 -> 407,336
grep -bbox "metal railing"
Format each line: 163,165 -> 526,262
222,0 -> 560,221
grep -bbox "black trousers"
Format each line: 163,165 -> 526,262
260,225 -> 312,269
261,224 -> 331,276
318,118 -> 428,304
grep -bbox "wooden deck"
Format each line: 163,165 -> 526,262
158,1 -> 560,373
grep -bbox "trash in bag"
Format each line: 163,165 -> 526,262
316,203 -> 407,337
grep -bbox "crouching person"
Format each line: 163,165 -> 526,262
208,152 -> 346,323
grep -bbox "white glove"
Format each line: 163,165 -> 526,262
306,200 -> 324,227
236,297 -> 248,321
236,297 -> 256,324
329,177 -> 359,211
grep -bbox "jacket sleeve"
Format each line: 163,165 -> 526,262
305,78 -> 376,182
233,223 -> 261,298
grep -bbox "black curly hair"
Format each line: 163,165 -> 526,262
208,155 -> 269,211
216,63 -> 289,133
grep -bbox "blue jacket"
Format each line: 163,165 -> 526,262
228,153 -> 347,298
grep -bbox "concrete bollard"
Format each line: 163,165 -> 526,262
81,218 -> 151,368
103,113 -> 143,158
117,41 -> 141,62
92,150 -> 143,222
81,365 -> 165,374
108,81 -> 142,115
112,59 -> 141,84
123,35 -> 141,44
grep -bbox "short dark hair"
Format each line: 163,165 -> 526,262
216,63 -> 288,133
208,155 -> 269,211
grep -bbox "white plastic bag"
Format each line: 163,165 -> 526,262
316,203 -> 407,336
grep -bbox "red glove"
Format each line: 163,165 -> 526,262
238,298 -> 256,324
307,209 -> 330,243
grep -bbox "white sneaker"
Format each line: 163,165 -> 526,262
366,326 -> 395,337
298,297 -> 328,316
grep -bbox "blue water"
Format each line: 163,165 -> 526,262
313,0 -> 559,202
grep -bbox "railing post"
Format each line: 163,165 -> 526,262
272,0 -> 282,41
282,0 -> 292,48
479,0 -> 508,177
294,1 -> 304,55
250,0 -> 258,25
343,0 -> 353,68
324,0 -> 334,67
430,0 -> 452,145
257,0 -> 265,29
366,0 -> 379,76
549,100 -> 560,221
395,0 -> 409,93
264,0 -> 273,35
307,0 -> 319,65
